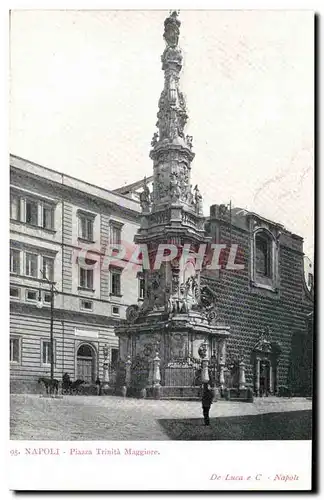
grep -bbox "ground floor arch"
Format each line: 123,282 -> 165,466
76,343 -> 98,383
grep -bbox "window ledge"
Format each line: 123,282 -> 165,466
78,237 -> 96,244
250,280 -> 278,293
10,361 -> 21,365
110,293 -> 123,298
10,219 -> 56,233
78,287 -> 95,293
12,274 -> 56,284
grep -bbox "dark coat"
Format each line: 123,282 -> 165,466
202,387 -> 214,408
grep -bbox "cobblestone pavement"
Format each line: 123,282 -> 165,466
10,394 -> 312,441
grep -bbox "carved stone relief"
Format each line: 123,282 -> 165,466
170,332 -> 188,360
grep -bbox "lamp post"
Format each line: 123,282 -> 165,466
38,270 -> 58,391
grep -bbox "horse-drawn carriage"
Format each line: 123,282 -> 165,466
62,373 -> 85,394
38,373 -> 85,395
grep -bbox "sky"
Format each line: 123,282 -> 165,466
9,10 -> 314,258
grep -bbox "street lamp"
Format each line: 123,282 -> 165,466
38,270 -> 58,389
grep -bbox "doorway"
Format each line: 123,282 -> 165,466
76,344 -> 96,383
259,360 -> 270,396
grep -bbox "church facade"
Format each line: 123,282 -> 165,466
203,204 -> 313,396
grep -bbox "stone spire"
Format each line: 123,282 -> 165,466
149,11 -> 199,213
116,13 -> 231,396
156,11 -> 188,143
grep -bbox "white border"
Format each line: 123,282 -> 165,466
2,0 -> 320,495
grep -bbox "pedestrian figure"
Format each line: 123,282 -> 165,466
202,383 -> 214,426
95,377 -> 101,396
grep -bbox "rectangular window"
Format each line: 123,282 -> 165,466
10,195 -> 20,221
79,216 -> 94,241
44,292 -> 51,303
25,199 -> 38,226
255,237 -> 271,277
111,269 -> 121,296
79,267 -> 94,289
10,336 -> 21,363
42,257 -> 54,281
111,225 -> 121,246
41,340 -> 54,365
25,253 -> 38,277
10,249 -> 20,274
80,299 -> 93,311
112,306 -> 120,315
10,286 -> 20,298
43,204 -> 54,230
139,278 -> 145,299
26,289 -> 37,301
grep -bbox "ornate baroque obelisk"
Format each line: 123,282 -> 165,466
115,11 -> 230,398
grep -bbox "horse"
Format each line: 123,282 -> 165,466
38,376 -> 59,395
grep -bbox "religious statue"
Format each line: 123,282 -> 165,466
163,11 -> 181,48
186,135 -> 193,149
170,172 -> 181,202
185,185 -> 193,205
151,132 -> 159,147
194,185 -> 203,214
178,91 -> 186,111
177,113 -> 187,138
180,180 -> 187,200
139,176 -> 151,212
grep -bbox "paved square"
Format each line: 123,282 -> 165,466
10,394 -> 312,441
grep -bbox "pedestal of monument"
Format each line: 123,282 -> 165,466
116,308 -> 230,399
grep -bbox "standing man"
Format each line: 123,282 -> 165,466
95,377 -> 101,396
202,383 -> 214,426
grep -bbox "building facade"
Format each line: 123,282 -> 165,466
10,154 -> 142,392
203,204 -> 313,396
